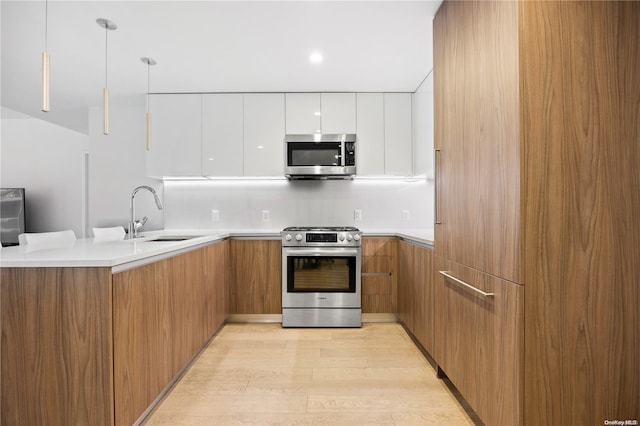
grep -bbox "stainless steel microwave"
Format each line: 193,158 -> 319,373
284,133 -> 356,179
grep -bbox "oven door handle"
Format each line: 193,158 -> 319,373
285,248 -> 360,256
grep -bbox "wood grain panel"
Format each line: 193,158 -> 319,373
113,257 -> 173,426
520,1 -> 640,424
229,239 -> 282,314
1,267 -> 114,426
397,241 -> 435,356
412,244 -> 434,355
434,0 -> 521,283
361,238 -> 397,314
434,257 -> 523,426
113,241 -> 228,425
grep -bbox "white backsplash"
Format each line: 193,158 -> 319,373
164,178 -> 434,231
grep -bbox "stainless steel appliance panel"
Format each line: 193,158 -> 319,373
282,308 -> 362,328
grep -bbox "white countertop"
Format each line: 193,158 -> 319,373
0,228 -> 433,268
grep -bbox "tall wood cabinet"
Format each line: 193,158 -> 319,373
434,1 -> 640,424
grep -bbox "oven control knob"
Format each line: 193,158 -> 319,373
353,234 -> 361,241
285,234 -> 292,241
295,234 -> 303,241
346,234 -> 353,241
339,233 -> 346,241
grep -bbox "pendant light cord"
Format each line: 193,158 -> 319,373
105,26 -> 108,88
147,62 -> 150,112
44,0 -> 48,51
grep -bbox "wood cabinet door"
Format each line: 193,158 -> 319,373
434,257 -> 523,426
397,241 -> 434,355
229,239 -> 282,314
361,238 -> 397,314
433,0 -> 521,283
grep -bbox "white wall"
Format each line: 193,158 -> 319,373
0,107 -> 88,236
163,178 -> 433,231
88,102 -> 163,233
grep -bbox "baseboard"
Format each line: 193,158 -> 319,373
226,313 -> 398,324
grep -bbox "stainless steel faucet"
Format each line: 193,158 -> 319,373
128,185 -> 163,239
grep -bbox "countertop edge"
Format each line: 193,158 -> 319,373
1,229 -> 433,268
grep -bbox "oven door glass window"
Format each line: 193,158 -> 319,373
287,256 -> 356,293
288,142 -> 342,167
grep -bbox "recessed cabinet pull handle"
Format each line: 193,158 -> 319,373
434,149 -> 442,225
439,271 -> 494,298
361,272 -> 392,277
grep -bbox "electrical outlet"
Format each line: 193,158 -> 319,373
262,210 -> 270,222
211,210 -> 220,222
354,209 -> 362,221
402,210 -> 410,221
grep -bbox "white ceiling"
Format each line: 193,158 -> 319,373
1,1 -> 442,133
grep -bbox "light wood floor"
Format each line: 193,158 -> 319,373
144,323 -> 480,425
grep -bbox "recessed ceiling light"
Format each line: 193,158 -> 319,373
314,111 -> 321,116
309,52 -> 323,64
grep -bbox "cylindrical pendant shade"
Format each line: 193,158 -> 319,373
103,87 -> 109,135
146,112 -> 151,151
41,51 -> 50,112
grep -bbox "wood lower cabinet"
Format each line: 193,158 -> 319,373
1,267 -> 114,426
361,238 -> 397,313
434,256 -> 523,426
397,240 -> 434,355
112,240 -> 228,425
229,239 -> 281,314
1,240 -> 229,426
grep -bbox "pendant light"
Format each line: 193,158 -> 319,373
96,18 -> 117,135
141,57 -> 157,151
41,0 -> 50,112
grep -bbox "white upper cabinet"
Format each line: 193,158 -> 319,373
412,72 -> 434,177
244,93 -> 286,176
147,94 -> 202,178
285,93 -> 321,134
146,91 -> 414,178
285,93 -> 356,134
384,93 -> 413,176
201,94 -> 244,176
356,93 -> 385,175
320,93 -> 356,133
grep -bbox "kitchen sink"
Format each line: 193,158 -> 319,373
144,235 -> 203,242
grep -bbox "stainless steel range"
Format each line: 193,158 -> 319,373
281,226 -> 362,328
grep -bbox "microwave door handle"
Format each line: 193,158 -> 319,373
341,142 -> 346,166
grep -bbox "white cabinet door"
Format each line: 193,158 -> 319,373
285,93 -> 321,134
321,93 -> 356,133
201,94 -> 244,176
147,94 -> 202,178
244,93 -> 285,176
413,72 -> 434,177
356,93 -> 385,175
384,93 -> 413,176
